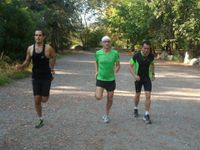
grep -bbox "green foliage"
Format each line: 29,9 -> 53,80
0,0 -> 35,60
0,74 -> 10,86
86,29 -> 105,48
0,0 -> 199,62
173,51 -> 183,62
106,0 -> 151,47
147,0 -> 200,53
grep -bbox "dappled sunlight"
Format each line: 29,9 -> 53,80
50,87 -> 200,102
153,93 -> 200,101
155,74 -> 166,78
154,89 -> 200,97
120,62 -> 130,65
156,72 -> 200,79
51,89 -> 94,96
52,85 -> 80,90
115,90 -> 133,94
50,89 -> 135,97
67,60 -> 95,64
55,70 -> 79,75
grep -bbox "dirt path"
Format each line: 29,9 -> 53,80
0,51 -> 200,150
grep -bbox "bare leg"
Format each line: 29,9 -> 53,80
106,91 -> 114,116
34,96 -> 42,117
134,92 -> 141,107
95,87 -> 104,100
41,96 -> 49,103
145,91 -> 151,112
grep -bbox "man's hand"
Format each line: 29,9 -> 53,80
51,69 -> 55,75
134,75 -> 140,81
15,64 -> 23,70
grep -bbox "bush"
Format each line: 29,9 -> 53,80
173,52 -> 183,62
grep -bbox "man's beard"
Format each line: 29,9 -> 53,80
36,41 -> 43,45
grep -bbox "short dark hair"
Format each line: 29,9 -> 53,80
35,30 -> 45,36
142,40 -> 151,47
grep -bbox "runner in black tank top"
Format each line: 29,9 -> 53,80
16,30 -> 56,128
32,44 -> 52,80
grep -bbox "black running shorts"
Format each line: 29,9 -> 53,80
96,80 -> 116,92
135,79 -> 152,93
32,79 -> 52,96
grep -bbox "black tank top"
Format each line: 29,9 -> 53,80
32,44 -> 52,80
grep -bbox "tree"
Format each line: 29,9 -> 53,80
0,0 -> 35,60
24,0 -> 77,51
105,0 -> 152,48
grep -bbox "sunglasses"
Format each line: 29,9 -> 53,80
35,34 -> 43,37
103,41 -> 110,43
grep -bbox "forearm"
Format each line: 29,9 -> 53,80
152,63 -> 155,75
115,63 -> 120,73
21,60 -> 30,69
129,65 -> 137,77
95,62 -> 98,73
50,57 -> 56,70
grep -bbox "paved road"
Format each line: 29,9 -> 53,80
0,51 -> 200,150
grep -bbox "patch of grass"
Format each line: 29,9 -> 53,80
10,70 -> 31,79
0,61 -> 31,86
0,73 -> 11,86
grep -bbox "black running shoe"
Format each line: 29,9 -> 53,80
143,114 -> 152,124
134,109 -> 139,118
35,119 -> 44,128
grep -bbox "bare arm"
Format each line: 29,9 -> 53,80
152,63 -> 155,80
95,61 -> 98,77
129,64 -> 140,81
115,61 -> 120,73
16,47 -> 31,70
49,46 -> 56,73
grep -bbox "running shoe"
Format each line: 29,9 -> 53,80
35,119 -> 44,128
134,108 -> 139,118
143,114 -> 152,124
102,115 -> 110,123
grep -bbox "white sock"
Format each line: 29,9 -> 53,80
145,111 -> 149,115
134,106 -> 138,110
39,117 -> 43,120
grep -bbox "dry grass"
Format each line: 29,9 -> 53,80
0,60 -> 31,86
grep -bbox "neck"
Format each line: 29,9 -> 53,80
103,48 -> 111,53
141,51 -> 146,57
35,42 -> 43,47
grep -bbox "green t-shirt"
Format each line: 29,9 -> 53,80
95,49 -> 120,81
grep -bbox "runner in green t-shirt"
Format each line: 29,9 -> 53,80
95,36 -> 120,123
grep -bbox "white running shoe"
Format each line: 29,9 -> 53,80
102,115 -> 110,123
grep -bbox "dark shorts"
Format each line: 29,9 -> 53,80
96,80 -> 116,92
135,79 -> 152,93
32,79 -> 52,96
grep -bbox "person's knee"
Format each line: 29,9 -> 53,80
145,92 -> 151,100
42,97 -> 49,103
135,92 -> 140,98
146,96 -> 151,100
107,93 -> 114,101
35,97 -> 42,105
95,94 -> 102,100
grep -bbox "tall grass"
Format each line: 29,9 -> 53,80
0,60 -> 31,86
